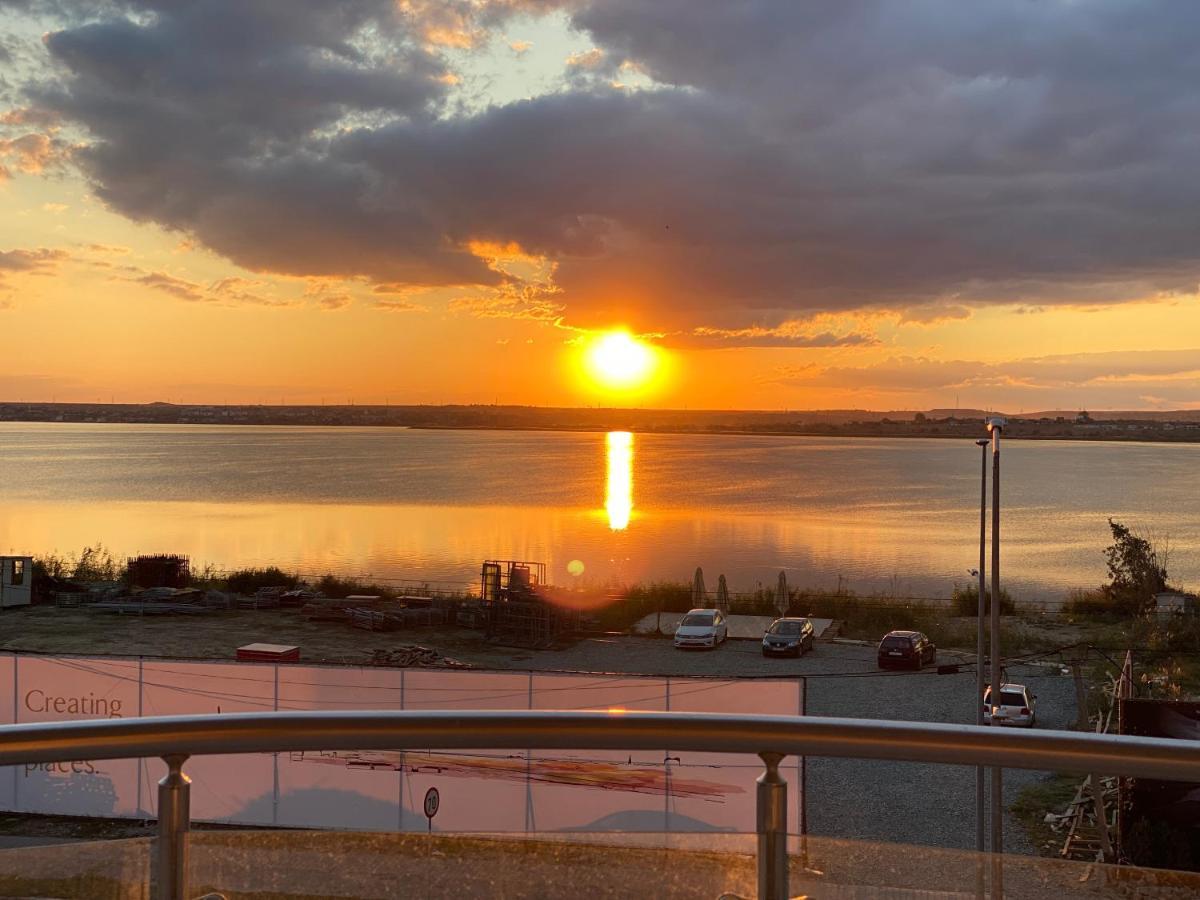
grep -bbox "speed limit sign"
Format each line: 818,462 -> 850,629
423,787 -> 440,832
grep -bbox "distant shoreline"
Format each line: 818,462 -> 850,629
2,401 -> 1200,443
408,423 -> 1200,444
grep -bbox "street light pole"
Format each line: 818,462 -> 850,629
986,417 -> 1005,898
974,438 -> 988,891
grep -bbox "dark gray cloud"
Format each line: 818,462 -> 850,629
13,0 -> 1200,331
673,326 -> 879,351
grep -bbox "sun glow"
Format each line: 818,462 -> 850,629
584,330 -> 657,391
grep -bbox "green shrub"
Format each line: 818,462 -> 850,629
623,581 -> 694,613
1103,518 -> 1169,616
33,545 -> 119,583
951,583 -> 1015,616
224,567 -> 301,594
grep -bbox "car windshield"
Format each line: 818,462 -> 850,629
680,614 -> 713,627
881,636 -> 911,648
769,621 -> 803,636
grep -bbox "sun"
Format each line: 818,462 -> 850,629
584,331 -> 657,391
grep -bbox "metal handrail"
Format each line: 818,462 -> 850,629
1,710 -> 1197,900
0,710 -> 1197,779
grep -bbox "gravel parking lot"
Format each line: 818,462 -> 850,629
510,634 -> 1077,855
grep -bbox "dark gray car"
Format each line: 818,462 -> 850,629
761,617 -> 815,657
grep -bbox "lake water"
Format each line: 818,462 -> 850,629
0,423 -> 1196,602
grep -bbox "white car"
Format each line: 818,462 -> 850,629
674,609 -> 728,650
983,683 -> 1037,728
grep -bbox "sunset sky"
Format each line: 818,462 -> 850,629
2,1 -> 1200,411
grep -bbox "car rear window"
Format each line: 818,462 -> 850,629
881,636 -> 911,648
984,689 -> 1028,707
681,614 -> 713,626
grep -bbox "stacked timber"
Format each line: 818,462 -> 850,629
349,608 -> 403,631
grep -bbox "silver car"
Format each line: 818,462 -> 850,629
674,609 -> 728,650
983,683 -> 1037,728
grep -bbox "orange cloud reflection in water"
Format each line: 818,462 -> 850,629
605,431 -> 633,531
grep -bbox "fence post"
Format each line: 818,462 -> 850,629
156,754 -> 191,900
756,751 -> 788,900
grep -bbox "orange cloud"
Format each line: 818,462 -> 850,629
0,107 -> 60,128
0,133 -> 68,175
374,298 -> 424,312
319,294 -> 352,311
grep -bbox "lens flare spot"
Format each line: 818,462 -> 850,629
566,559 -> 585,577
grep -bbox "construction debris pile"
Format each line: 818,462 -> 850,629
365,646 -> 471,669
38,555 -> 583,655
86,586 -> 211,616
301,595 -> 451,631
1049,652 -> 1131,864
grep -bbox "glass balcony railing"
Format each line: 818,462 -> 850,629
2,832 -> 1200,899
1,710 -> 1199,899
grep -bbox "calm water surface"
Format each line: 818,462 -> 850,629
0,423 -> 1196,601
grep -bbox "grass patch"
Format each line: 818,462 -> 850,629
1011,773 -> 1080,856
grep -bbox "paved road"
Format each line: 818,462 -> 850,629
506,635 -> 1076,854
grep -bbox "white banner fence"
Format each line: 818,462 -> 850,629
0,653 -> 805,836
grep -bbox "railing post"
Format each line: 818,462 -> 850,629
156,754 -> 191,900
756,751 -> 788,900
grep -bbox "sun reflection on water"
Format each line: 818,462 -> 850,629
605,431 -> 633,531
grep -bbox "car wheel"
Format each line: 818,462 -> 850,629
806,634 -> 814,652
913,657 -> 922,670
761,648 -> 769,657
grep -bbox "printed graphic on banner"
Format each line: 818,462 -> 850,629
0,654 -> 14,810
276,664 -> 408,830
8,656 -> 140,817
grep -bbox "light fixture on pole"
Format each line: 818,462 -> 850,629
986,416 -> 1006,896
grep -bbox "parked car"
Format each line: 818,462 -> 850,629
761,617 -> 815,657
673,609 -> 728,650
877,630 -> 936,669
983,683 -> 1037,728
